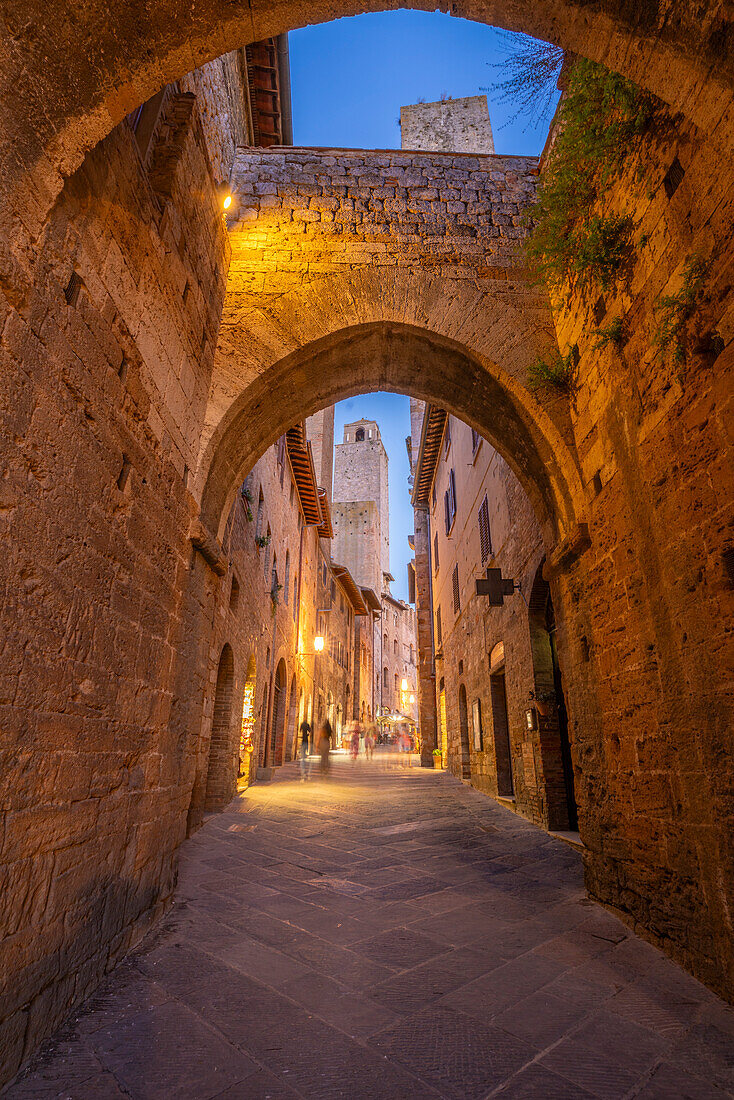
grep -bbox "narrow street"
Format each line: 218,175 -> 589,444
7,754 -> 733,1100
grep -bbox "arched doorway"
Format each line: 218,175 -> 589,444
529,563 -> 578,831
237,655 -> 257,791
458,684 -> 471,780
269,660 -> 287,766
489,643 -> 514,797
204,644 -> 236,811
283,674 -> 297,765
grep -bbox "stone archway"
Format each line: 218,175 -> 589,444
202,643 -> 236,813
1,0 -> 731,249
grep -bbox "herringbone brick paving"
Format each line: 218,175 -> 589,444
6,753 -> 734,1099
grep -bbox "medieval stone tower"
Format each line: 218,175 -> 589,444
400,94 -> 494,154
331,419 -> 389,592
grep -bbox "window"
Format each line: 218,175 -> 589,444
410,644 -> 414,663
271,555 -> 278,595
452,564 -> 460,616
277,435 -> 286,486
433,532 -> 439,573
289,481 -> 295,506
444,470 -> 457,534
229,575 -> 240,612
394,672 -> 398,694
383,632 -> 388,650
478,494 -> 492,564
284,551 -> 290,604
356,428 -> 365,442
383,667 -> 389,688
444,416 -> 451,456
394,612 -> 398,625
292,573 -> 298,620
431,480 -> 436,509
471,428 -> 481,454
436,605 -> 442,647
322,562 -> 327,585
393,639 -> 398,655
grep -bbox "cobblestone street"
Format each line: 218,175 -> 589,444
7,753 -> 734,1100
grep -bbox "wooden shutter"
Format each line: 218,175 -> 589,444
452,564 -> 460,615
478,494 -> 492,563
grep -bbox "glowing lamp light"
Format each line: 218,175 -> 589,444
401,678 -> 408,692
409,694 -> 415,705
222,194 -> 233,210
314,635 -> 324,652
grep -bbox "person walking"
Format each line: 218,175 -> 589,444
364,724 -> 375,762
349,720 -> 360,762
299,717 -> 311,781
318,718 -> 333,776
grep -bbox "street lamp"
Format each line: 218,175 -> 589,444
409,694 -> 415,705
401,678 -> 408,692
313,635 -> 324,652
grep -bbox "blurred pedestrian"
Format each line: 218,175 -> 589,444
299,717 -> 311,781
349,720 -> 360,761
318,718 -> 333,775
364,724 -> 375,761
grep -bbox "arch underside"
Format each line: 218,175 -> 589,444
200,314 -> 584,550
2,0 -> 732,242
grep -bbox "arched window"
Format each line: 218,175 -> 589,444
383,632 -> 388,650
383,667 -> 388,688
409,643 -> 414,663
284,551 -> 290,604
394,672 -> 398,695
393,639 -> 398,654
355,428 -> 365,442
292,572 -> 298,620
263,526 -> 271,579
255,488 -> 264,539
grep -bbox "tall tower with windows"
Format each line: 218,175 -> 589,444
331,419 -> 389,591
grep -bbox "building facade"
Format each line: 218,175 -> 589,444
412,402 -> 578,833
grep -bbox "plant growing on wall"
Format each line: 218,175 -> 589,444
592,315 -> 625,350
653,256 -> 710,369
240,484 -> 253,521
525,59 -> 654,293
527,348 -> 576,394
255,533 -> 270,549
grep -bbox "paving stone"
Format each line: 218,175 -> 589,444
370,1005 -> 536,1098
494,1062 -> 597,1098
91,1001 -> 258,1099
7,758 -> 734,1100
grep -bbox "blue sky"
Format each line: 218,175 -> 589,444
289,10 -> 555,155
290,11 -> 555,602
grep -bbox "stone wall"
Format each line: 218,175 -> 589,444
331,501 -> 381,597
0,55 -> 241,1080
